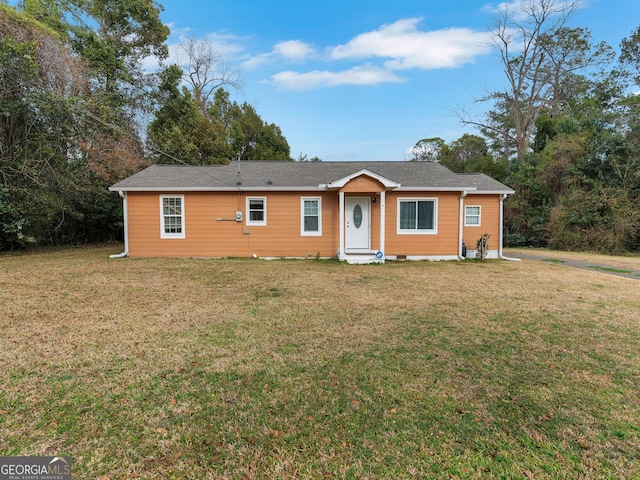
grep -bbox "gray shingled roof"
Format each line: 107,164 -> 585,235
109,161 -> 514,193
457,173 -> 516,194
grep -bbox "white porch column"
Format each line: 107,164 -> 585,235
379,191 -> 386,256
338,191 -> 345,259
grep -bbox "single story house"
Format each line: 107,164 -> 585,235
108,161 -> 514,263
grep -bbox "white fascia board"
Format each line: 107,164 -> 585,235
237,187 -> 326,192
393,186 -> 478,192
108,186 -> 327,192
466,189 -> 515,195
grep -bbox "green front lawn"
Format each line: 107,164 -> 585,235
1,246 -> 639,478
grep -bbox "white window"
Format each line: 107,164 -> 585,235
301,197 -> 322,236
397,198 -> 437,234
246,197 -> 266,226
465,205 -> 481,226
160,195 -> 185,239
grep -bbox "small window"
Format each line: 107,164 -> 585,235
301,197 -> 322,236
246,197 -> 266,226
465,205 -> 481,226
398,199 -> 437,234
160,195 -> 185,239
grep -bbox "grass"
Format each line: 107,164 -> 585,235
1,245 -> 640,479
506,247 -> 640,272
587,265 -> 637,276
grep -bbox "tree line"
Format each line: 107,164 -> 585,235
1,0 -> 639,253
411,1 -> 640,254
0,0 -> 292,249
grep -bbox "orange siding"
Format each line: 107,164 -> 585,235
383,191 -> 461,256
125,188 -> 504,258
463,195 -> 501,250
340,175 -> 385,193
127,191 -> 339,258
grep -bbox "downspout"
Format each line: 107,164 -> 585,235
109,191 -> 129,259
458,191 -> 467,260
498,193 -> 520,261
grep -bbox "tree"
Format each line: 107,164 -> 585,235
0,185 -> 25,250
147,65 -> 226,165
297,154 -> 322,162
450,134 -> 508,179
22,0 -> 169,112
409,137 -> 448,162
476,99 -> 517,160
229,102 -> 292,161
619,25 -> 640,86
1,5 -> 87,245
1,1 -> 168,248
148,85 -> 293,165
207,89 -> 292,162
176,37 -> 242,115
461,0 -> 611,161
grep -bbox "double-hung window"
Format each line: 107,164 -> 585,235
398,198 -> 437,234
301,197 -> 322,236
160,195 -> 185,239
246,197 -> 267,226
465,205 -> 481,226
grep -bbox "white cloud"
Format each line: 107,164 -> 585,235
242,40 -> 315,69
273,40 -> 315,60
330,18 -> 492,70
271,64 -> 405,91
203,32 -> 247,57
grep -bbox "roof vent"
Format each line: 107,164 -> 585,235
267,179 -> 273,185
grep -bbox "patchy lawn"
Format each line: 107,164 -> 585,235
505,247 -> 640,273
1,245 -> 639,479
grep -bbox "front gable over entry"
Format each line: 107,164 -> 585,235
325,169 -> 400,190
339,174 -> 387,193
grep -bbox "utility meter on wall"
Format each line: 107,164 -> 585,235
235,211 -> 242,222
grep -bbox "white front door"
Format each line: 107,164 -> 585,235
345,197 -> 370,250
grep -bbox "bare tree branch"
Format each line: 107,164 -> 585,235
176,38 -> 243,114
459,0 -> 590,160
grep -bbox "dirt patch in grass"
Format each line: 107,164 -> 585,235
1,246 -> 639,478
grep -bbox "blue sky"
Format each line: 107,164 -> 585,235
155,0 -> 639,161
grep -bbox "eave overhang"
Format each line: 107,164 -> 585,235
108,185 -> 490,193
108,186 -> 327,192
466,189 -> 515,195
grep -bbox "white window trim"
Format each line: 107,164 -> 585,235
465,205 -> 482,227
160,194 -> 185,239
301,197 -> 322,236
397,198 -> 438,235
246,196 -> 267,226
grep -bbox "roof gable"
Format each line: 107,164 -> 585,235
325,169 -> 400,189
